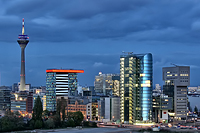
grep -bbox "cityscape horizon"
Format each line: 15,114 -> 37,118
1,1 -> 200,132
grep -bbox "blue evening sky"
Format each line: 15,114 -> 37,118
0,0 -> 200,87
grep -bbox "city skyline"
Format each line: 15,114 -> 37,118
1,0 -> 200,87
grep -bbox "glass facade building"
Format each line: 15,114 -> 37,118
46,69 -> 84,111
120,53 -> 153,124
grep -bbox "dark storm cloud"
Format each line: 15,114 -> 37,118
1,0 -> 200,43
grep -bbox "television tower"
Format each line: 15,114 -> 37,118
17,18 -> 29,91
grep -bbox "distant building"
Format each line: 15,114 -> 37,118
86,103 -> 92,121
120,53 -> 153,124
89,86 -> 95,95
98,96 -> 120,122
26,92 -> 33,113
46,69 -> 84,111
112,76 -> 120,96
67,100 -> 89,120
94,72 -> 118,96
0,86 -> 11,112
11,91 -> 33,116
163,66 -> 190,120
12,83 -> 18,92
152,95 -> 173,123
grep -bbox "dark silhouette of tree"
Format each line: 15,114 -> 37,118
194,106 -> 198,114
32,95 -> 43,121
68,111 -> 84,126
42,109 -> 49,120
0,111 -> 24,132
32,95 -> 43,129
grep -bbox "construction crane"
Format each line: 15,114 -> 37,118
122,51 -> 133,55
171,63 -> 178,67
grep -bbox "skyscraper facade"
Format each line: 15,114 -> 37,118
120,53 -> 153,124
46,69 -> 84,111
17,18 -> 29,91
163,66 -> 190,120
112,76 -> 120,96
94,72 -> 119,95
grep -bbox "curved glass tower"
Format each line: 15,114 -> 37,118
120,53 -> 153,124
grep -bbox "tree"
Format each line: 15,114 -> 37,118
194,106 -> 198,114
32,95 -> 43,121
0,114 -> 24,132
44,119 -> 55,129
42,110 -> 49,120
68,111 -> 84,126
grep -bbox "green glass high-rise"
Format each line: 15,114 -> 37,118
120,53 -> 153,124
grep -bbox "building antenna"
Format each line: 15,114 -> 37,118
22,18 -> 24,35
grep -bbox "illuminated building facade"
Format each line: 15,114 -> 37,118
120,53 -> 153,124
67,100 -> 87,120
11,91 -> 33,116
163,66 -> 190,120
112,76 -> 120,96
46,69 -> 84,111
94,72 -> 116,95
152,95 -> 173,123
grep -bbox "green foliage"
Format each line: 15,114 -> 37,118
83,121 -> 90,127
53,114 -> 61,128
194,106 -> 198,113
68,111 -> 84,126
90,122 -> 97,127
66,119 -> 76,127
0,115 -> 25,132
32,95 -> 43,121
28,119 -> 35,129
34,120 -> 43,129
62,105 -> 66,121
83,121 -> 97,127
42,109 -> 49,120
44,119 -> 55,129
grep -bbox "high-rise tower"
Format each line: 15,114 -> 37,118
120,53 -> 153,124
163,66 -> 190,120
17,18 -> 29,91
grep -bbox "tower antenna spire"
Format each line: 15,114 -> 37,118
22,18 -> 24,35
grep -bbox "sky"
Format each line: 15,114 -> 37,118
0,0 -> 200,87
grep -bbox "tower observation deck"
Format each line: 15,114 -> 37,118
17,18 -> 29,91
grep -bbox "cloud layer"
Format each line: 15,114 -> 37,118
0,0 -> 200,86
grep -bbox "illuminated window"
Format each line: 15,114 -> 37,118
140,73 -> 145,77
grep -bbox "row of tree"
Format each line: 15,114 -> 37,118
0,96 -> 96,132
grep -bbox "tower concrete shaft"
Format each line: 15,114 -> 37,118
20,47 -> 26,91
17,18 -> 29,91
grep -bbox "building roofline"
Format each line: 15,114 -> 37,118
46,69 -> 84,73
